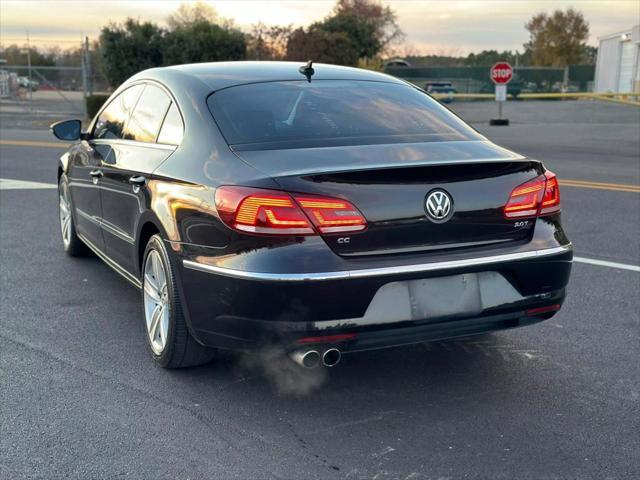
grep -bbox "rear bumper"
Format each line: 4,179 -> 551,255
175,242 -> 572,351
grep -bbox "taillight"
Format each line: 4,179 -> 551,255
295,197 -> 366,234
540,171 -> 560,215
214,186 -> 367,235
504,171 -> 561,218
504,176 -> 545,218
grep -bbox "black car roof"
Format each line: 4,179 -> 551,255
135,61 -> 406,92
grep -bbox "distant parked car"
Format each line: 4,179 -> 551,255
17,76 -> 39,91
551,83 -> 579,94
425,82 -> 457,103
385,58 -> 411,68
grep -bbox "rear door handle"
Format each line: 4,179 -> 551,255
129,175 -> 146,186
129,175 -> 146,193
89,169 -> 103,184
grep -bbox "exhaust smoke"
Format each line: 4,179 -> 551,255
238,345 -> 328,396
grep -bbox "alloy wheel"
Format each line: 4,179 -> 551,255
58,181 -> 72,247
143,250 -> 170,355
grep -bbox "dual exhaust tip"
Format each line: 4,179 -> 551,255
290,348 -> 341,368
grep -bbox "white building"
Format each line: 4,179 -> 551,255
594,25 -> 640,93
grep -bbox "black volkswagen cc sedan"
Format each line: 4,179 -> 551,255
51,62 -> 572,369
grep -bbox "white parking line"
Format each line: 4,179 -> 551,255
0,178 -> 57,190
574,256 -> 640,272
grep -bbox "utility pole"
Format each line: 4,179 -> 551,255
84,36 -> 92,96
26,30 -> 33,106
80,35 -> 88,119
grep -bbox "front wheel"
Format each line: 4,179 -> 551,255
141,234 -> 216,368
58,174 -> 90,257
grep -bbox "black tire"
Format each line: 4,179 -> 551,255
141,234 -> 216,368
58,174 -> 90,257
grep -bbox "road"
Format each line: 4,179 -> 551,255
1,100 -> 639,479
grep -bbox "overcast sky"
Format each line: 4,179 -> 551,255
1,0 -> 638,54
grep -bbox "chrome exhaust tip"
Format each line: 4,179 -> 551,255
322,348 -> 341,367
290,350 -> 321,369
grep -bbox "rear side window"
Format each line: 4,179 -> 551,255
93,85 -> 143,139
124,84 -> 172,143
207,80 -> 482,150
157,103 -> 184,145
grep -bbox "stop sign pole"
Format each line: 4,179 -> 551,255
490,62 -> 513,126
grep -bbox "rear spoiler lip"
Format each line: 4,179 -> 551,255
276,156 -> 533,177
231,140 -> 531,177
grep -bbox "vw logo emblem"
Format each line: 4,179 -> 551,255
425,189 -> 453,223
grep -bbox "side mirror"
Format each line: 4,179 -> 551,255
50,119 -> 83,141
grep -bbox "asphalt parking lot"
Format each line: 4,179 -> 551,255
1,100 -> 639,479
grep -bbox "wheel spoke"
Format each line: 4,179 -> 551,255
62,215 -> 71,239
143,279 -> 160,302
159,305 -> 169,346
152,254 -> 166,291
148,304 -> 163,343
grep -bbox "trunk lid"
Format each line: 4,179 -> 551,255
234,141 -> 543,256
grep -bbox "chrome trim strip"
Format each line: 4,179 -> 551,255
91,139 -> 177,151
78,233 -> 142,289
76,207 -> 102,226
100,220 -> 135,244
76,208 -> 135,244
183,244 -> 572,282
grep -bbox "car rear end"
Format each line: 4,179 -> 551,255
173,77 -> 572,357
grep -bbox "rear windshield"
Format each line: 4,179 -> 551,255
207,80 -> 481,150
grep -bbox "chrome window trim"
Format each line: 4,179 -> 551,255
91,138 -> 177,151
183,244 -> 572,282
88,79 -> 184,141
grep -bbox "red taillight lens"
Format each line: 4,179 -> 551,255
215,186 -> 314,235
540,171 -> 560,215
214,186 -> 367,236
294,196 -> 367,234
504,171 -> 561,219
504,175 -> 546,218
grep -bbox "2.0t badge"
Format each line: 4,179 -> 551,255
425,189 -> 454,223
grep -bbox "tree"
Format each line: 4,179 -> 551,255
0,44 -> 56,66
167,1 -> 219,30
583,45 -> 598,65
285,0 -> 401,65
524,8 -> 590,66
286,27 -> 359,66
99,19 -> 165,86
332,0 -> 403,54
164,20 -> 246,65
465,50 -> 519,67
247,23 -> 292,60
320,12 -> 381,59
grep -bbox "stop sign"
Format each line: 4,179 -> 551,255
490,62 -> 513,84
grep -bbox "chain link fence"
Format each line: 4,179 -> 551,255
384,65 -> 596,96
1,37 -> 111,129
0,64 -> 89,129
